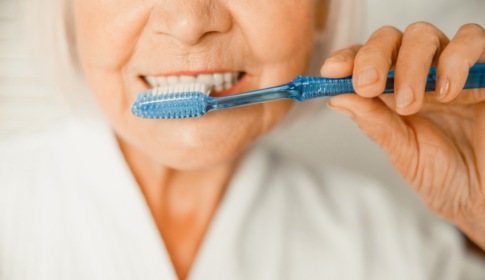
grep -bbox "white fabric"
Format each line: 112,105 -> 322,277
0,119 -> 484,280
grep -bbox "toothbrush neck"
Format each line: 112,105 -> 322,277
208,84 -> 295,111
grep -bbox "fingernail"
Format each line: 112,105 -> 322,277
437,76 -> 450,100
326,54 -> 346,62
356,66 -> 378,87
396,84 -> 415,108
327,102 -> 355,118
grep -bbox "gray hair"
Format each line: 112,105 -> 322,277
21,0 -> 365,133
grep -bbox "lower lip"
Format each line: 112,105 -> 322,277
139,73 -> 250,98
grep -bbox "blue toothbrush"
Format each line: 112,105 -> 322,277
131,64 -> 485,119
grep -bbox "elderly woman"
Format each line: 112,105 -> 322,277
1,0 -> 485,279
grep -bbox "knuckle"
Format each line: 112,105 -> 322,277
458,23 -> 485,36
339,48 -> 357,57
370,26 -> 403,45
403,23 -> 441,48
331,44 -> 362,57
405,21 -> 437,34
374,25 -> 402,37
356,45 -> 392,66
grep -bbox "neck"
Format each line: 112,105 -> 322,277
117,137 -> 239,280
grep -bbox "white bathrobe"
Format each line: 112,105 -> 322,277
0,118 -> 484,280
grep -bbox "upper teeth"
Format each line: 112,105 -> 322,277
149,83 -> 211,97
144,72 -> 241,93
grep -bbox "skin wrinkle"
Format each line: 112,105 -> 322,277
443,114 -> 478,186
447,129 -> 477,214
376,27 -> 402,66
454,127 -> 480,193
477,107 -> 485,190
467,89 -> 485,104
116,9 -> 150,69
402,119 -> 422,187
414,113 -> 479,220
399,107 -> 470,219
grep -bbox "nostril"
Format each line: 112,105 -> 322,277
150,2 -> 232,46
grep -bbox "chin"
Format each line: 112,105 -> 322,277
116,103 -> 273,170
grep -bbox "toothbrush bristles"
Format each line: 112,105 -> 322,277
132,82 -> 211,119
150,82 -> 211,96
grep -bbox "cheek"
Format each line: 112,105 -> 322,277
74,0 -> 148,133
231,1 -> 314,66
74,0 -> 149,71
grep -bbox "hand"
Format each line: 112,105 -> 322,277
321,23 -> 485,249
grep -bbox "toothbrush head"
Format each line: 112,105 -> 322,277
131,83 -> 212,119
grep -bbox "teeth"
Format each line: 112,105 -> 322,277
146,76 -> 159,88
215,85 -> 224,92
180,75 -> 196,83
143,72 -> 244,96
167,76 -> 179,85
224,73 -> 232,83
196,74 -> 214,89
150,83 -> 211,96
156,77 -> 166,87
213,73 -> 224,87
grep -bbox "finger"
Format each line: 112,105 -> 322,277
393,22 -> 450,115
352,26 -> 403,98
436,24 -> 485,103
378,94 -> 396,110
320,45 -> 361,78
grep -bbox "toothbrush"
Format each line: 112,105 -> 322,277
131,64 -> 485,119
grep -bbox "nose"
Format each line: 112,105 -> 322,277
152,0 -> 233,45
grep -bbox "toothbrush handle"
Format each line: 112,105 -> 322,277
384,64 -> 485,93
297,64 -> 485,101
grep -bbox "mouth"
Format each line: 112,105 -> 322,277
141,71 -> 247,97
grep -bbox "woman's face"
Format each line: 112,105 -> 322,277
74,0 -> 321,169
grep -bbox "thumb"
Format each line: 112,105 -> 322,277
327,94 -> 417,172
